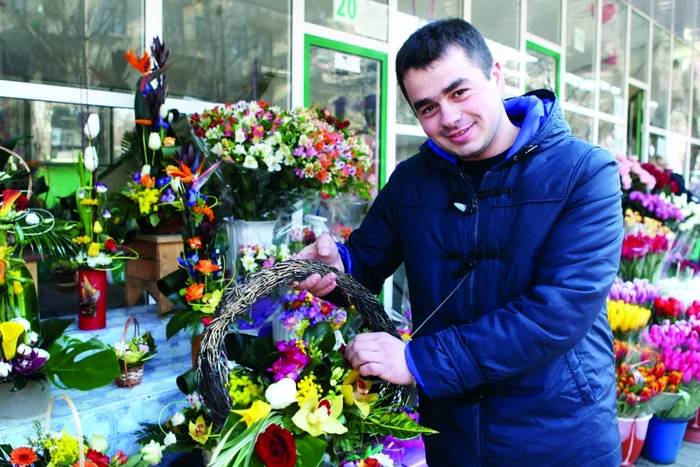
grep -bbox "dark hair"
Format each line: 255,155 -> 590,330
396,18 -> 494,104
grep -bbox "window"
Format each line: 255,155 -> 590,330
0,0 -> 144,91
652,0 -> 673,32
396,134 -> 427,166
693,48 -> 700,138
599,0 -> 626,117
629,12 -> 650,83
472,0 -> 521,89
564,111 -> 594,142
525,43 -> 559,94
565,0 -> 597,108
670,39 -> 692,134
527,0 -> 561,45
650,27 -> 671,128
599,121 -> 625,155
306,0 -> 389,42
165,0 -> 291,107
690,145 -> 700,196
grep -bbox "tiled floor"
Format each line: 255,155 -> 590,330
636,442 -> 700,467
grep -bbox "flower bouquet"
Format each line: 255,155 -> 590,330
207,322 -> 436,467
619,232 -> 672,282
112,318 -> 157,388
615,154 -> 656,193
339,444 -> 399,467
608,277 -> 659,308
626,191 -> 685,227
652,296 -> 686,324
641,162 -> 680,195
238,244 -> 292,276
607,299 -> 651,338
275,289 -> 348,340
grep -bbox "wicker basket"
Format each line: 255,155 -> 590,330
197,259 -> 410,425
46,394 -> 86,466
114,316 -> 145,388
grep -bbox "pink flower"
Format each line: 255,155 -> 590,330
267,340 -> 311,382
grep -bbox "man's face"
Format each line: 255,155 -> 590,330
403,47 -> 507,160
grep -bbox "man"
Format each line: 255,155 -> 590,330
295,19 -> 623,466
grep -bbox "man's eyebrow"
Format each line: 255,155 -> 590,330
412,78 -> 471,111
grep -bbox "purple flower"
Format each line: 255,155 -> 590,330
138,344 -> 149,353
156,176 -> 171,188
294,146 -> 305,157
133,172 -> 141,183
267,340 -> 311,382
11,348 -> 49,376
95,183 -> 108,194
160,188 -> 176,203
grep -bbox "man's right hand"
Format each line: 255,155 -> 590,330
291,233 -> 344,297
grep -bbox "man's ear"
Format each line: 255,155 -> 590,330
492,62 -> 506,93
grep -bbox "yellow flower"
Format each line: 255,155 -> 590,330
297,373 -> 322,404
0,245 -> 9,285
232,400 -> 272,428
87,243 -> 101,257
163,136 -> 176,147
340,370 -> 379,418
228,371 -> 261,406
607,299 -> 651,333
72,236 -> 91,245
12,281 -> 23,295
80,199 -> 99,206
93,221 -> 103,234
292,393 -> 347,437
0,322 -> 25,359
188,415 -> 213,444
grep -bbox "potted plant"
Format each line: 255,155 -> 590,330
49,259 -> 79,293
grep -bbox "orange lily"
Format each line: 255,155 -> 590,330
140,175 -> 156,188
185,283 -> 205,302
187,237 -> 202,249
124,49 -> 151,74
194,260 -> 220,274
0,246 -> 9,285
0,189 -> 21,217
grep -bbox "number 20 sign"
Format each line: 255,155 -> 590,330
333,0 -> 358,24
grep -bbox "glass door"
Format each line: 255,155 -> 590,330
525,41 -> 561,96
628,85 -> 644,157
304,35 -> 388,186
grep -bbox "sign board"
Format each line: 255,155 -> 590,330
334,52 -> 362,74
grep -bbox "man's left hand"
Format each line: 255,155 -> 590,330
344,332 -> 414,385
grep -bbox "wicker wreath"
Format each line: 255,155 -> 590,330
197,259 -> 410,425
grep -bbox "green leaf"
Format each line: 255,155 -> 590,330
158,269 -> 190,297
224,333 -> 259,364
38,318 -> 74,350
43,336 -> 120,390
363,412 -> 438,440
149,213 -> 161,227
240,336 -> 278,373
176,368 -> 198,395
166,309 -> 201,340
295,434 -> 326,467
303,322 -> 335,354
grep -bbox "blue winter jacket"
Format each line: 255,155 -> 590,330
339,90 -> 623,466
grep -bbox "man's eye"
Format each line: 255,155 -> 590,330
421,105 -> 437,115
455,89 -> 470,97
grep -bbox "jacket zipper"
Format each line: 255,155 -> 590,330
460,172 -> 484,467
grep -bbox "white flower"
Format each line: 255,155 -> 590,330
265,378 -> 298,409
243,155 -> 259,169
266,132 -> 282,146
88,433 -> 108,452
141,440 -> 164,466
16,344 -> 31,357
170,411 -> 185,426
241,255 -> 257,272
148,133 -> 162,151
28,331 -> 39,346
278,244 -> 291,261
83,113 -> 100,139
159,104 -> 169,119
171,178 -> 182,193
36,349 -> 49,361
205,127 -> 222,140
11,317 -> 31,331
0,361 -> 11,378
211,142 -> 225,157
233,144 -> 247,155
267,244 -> 278,255
235,127 -> 247,143
373,453 -> 395,467
332,330 -> 346,352
248,102 -> 261,114
83,146 -> 99,172
255,249 -> 268,261
25,212 -> 40,226
163,431 -> 177,447
141,165 -> 151,177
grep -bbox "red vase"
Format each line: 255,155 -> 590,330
618,414 -> 653,465
685,410 -> 700,443
78,269 -> 107,330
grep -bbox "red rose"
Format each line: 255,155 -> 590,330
105,238 -> 118,252
254,424 -> 296,467
86,449 -> 111,467
364,458 -> 380,467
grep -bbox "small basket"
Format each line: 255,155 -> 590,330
45,394 -> 86,467
114,316 -> 145,388
197,259 -> 410,425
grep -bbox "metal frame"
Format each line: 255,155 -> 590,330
525,40 -> 562,96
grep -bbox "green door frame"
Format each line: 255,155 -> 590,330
525,40 -> 562,96
304,35 -> 389,187
635,91 -> 644,158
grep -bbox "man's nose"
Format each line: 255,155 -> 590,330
440,102 -> 462,128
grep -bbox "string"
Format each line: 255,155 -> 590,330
412,273 -> 469,337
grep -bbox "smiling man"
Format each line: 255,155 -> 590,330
296,18 -> 623,466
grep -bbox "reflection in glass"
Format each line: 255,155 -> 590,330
565,0 -> 597,109
397,84 -> 419,126
690,146 -> 700,197
694,55 -> 700,138
0,0 -> 143,90
307,46 -> 382,180
398,0 -> 460,22
527,0 -> 561,44
396,134 -> 427,166
648,133 -> 666,165
670,40 -> 691,134
473,0 -> 521,88
525,48 -> 557,93
599,0 -> 626,117
632,0 -> 652,16
306,0 -> 388,42
564,111 -> 594,142
650,27 -> 671,129
652,0 -> 673,31
598,121 -> 624,155
629,12 -> 649,83
165,0 -> 290,106
664,137 -> 687,177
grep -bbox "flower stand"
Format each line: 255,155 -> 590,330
684,410 -> 700,443
0,380 -> 51,425
642,415 -> 691,464
618,414 -> 653,465
125,234 -> 183,315
78,269 -> 107,330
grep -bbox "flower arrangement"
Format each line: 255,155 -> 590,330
641,162 -> 680,195
331,223 -> 353,244
157,145 -> 224,341
239,244 -> 291,275
288,226 -> 318,253
277,290 -> 348,338
0,422 -> 160,467
340,444 -> 397,467
190,102 -> 375,221
662,192 -> 700,233
113,331 -> 157,369
613,340 -> 683,418
652,296 -> 686,324
608,277 -> 659,307
655,276 -> 700,308
607,299 -> 651,336
136,392 -> 220,455
643,318 -> 700,420
207,322 -> 435,467
619,232 -> 672,282
615,154 -> 656,192
627,191 -> 685,225
72,115 -> 136,270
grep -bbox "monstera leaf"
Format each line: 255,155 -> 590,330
42,335 -> 120,390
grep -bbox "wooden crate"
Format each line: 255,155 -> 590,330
125,234 -> 183,315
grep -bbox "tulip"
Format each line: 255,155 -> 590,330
148,133 -> 161,150
141,164 -> 151,177
84,146 -> 99,172
83,113 -> 100,138
93,221 -> 103,234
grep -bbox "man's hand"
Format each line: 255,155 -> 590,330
344,332 -> 414,385
291,233 -> 344,297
